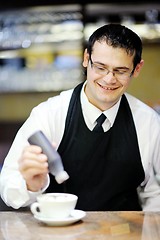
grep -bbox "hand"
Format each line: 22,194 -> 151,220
18,145 -> 49,192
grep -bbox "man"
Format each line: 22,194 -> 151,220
0,23 -> 160,211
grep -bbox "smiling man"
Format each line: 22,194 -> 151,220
1,24 -> 160,211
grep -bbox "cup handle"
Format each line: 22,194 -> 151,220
30,202 -> 41,217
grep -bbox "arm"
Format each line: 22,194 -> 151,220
0,88 -> 74,209
0,115 -> 50,209
138,113 -> 160,211
126,93 -> 160,211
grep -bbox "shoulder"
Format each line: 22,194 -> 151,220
32,88 -> 74,114
125,92 -> 159,117
24,88 -> 74,141
124,92 -> 160,127
32,82 -> 84,115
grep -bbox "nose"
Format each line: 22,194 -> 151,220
102,72 -> 117,84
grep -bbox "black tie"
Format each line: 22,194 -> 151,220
93,113 -> 106,132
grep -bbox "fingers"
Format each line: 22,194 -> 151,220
20,146 -> 47,167
26,173 -> 48,192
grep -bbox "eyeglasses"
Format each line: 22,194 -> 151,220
89,56 -> 134,81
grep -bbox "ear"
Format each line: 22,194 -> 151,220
132,60 -> 144,78
82,49 -> 90,68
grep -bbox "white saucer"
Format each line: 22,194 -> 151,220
34,209 -> 86,226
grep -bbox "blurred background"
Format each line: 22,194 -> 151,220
0,0 -> 160,168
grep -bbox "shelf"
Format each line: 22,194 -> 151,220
0,3 -> 160,95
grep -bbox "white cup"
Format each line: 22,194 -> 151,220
30,193 -> 78,219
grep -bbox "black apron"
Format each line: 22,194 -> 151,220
46,83 -> 145,211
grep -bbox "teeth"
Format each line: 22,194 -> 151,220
104,87 -> 114,90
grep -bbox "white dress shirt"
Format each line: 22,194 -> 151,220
0,81 -> 160,211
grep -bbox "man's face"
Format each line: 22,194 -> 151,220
83,41 -> 143,111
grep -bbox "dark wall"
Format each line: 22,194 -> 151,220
0,0 -> 160,10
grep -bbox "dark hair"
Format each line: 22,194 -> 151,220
87,23 -> 142,69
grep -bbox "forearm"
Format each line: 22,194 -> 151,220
138,179 -> 160,212
0,168 -> 50,209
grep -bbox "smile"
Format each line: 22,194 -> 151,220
98,83 -> 117,90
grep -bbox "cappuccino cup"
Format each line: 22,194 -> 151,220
30,193 -> 78,220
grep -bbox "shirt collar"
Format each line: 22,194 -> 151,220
80,81 -> 121,127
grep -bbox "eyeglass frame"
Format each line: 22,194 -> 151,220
89,55 -> 134,80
